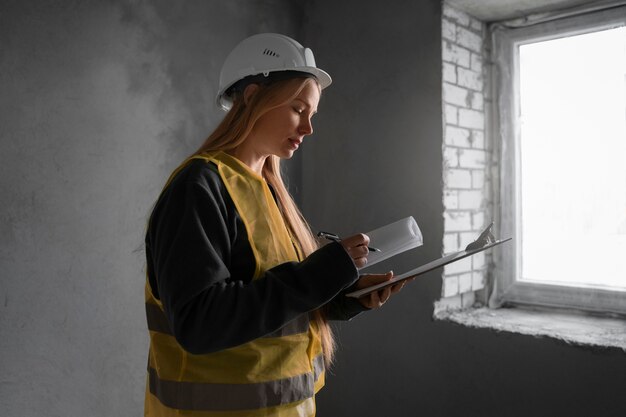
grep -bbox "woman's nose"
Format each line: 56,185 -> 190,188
299,117 -> 313,135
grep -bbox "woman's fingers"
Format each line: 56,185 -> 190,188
355,272 -> 394,309
378,286 -> 392,304
340,233 -> 371,268
390,278 -> 412,294
341,233 -> 370,248
354,273 -> 414,309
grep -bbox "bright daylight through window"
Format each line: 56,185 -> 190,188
518,26 -> 626,292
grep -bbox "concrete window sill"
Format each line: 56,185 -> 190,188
434,306 -> 626,351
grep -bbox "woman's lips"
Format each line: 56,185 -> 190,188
288,138 -> 302,149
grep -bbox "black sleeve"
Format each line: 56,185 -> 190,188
325,288 -> 369,321
146,167 -> 359,355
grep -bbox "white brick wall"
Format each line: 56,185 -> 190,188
440,2 -> 491,311
446,169 -> 471,189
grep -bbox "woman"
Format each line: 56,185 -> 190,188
144,33 -> 406,417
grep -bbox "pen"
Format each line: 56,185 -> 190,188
316,231 -> 381,252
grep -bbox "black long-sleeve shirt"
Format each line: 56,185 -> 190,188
145,159 -> 366,354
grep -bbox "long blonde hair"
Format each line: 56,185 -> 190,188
195,77 -> 336,365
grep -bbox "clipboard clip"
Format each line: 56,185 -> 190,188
465,222 -> 496,251
317,231 -> 381,252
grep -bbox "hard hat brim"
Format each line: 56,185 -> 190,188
217,67 -> 332,111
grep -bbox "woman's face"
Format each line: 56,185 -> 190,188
247,81 -> 321,160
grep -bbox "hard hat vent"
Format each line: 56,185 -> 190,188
262,48 -> 280,58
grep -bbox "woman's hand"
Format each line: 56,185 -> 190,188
339,233 -> 371,269
354,272 -> 412,309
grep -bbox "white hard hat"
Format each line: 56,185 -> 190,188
216,33 -> 332,111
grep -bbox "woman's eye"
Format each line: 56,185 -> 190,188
294,108 -> 304,114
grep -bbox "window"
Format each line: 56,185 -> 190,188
493,6 -> 626,315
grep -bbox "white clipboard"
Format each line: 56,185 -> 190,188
345,237 -> 512,299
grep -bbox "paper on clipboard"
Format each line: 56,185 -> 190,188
345,237 -> 512,299
361,216 -> 423,269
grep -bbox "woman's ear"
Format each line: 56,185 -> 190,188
243,84 -> 259,106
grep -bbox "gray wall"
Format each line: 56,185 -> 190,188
2,1 -> 625,417
302,2 -> 626,417
0,1 -> 302,416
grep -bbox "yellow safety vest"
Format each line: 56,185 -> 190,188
144,152 -> 324,417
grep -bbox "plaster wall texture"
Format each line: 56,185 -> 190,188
0,1 -> 301,415
299,1 -> 447,415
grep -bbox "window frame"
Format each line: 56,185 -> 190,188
492,6 -> 626,315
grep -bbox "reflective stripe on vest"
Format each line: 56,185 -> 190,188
145,152 -> 324,416
147,354 -> 324,412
